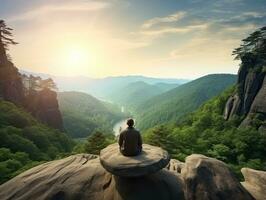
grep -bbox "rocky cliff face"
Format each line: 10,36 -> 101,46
224,55 -> 266,130
26,88 -> 64,130
0,61 -> 25,105
0,56 -> 63,130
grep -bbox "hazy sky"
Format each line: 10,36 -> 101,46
1,0 -> 266,79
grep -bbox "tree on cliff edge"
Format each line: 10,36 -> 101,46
0,20 -> 18,64
232,26 -> 266,60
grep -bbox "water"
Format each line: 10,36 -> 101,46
113,119 -> 128,136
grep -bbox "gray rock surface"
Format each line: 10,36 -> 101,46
181,154 -> 254,200
100,144 -> 170,177
0,154 -> 184,200
0,152 -> 258,200
241,168 -> 266,200
240,75 -> 266,128
166,159 -> 185,173
223,55 -> 266,129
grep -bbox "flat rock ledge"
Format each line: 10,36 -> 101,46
100,143 -> 170,177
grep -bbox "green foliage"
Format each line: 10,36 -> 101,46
84,132 -> 113,155
136,74 -> 236,130
144,125 -> 178,155
0,100 -> 73,184
58,91 -> 126,138
232,26 -> 266,61
144,87 -> 266,177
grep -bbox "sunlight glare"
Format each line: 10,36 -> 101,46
68,48 -> 87,65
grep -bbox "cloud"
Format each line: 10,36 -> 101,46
140,24 -> 208,36
138,11 -> 210,37
108,38 -> 149,50
142,11 -> 186,29
9,1 -> 110,22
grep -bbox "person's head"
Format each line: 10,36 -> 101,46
127,118 -> 134,127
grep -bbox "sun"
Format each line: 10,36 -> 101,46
58,43 -> 100,76
67,48 -> 87,66
61,46 -> 97,76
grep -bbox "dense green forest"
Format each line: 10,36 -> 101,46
0,100 -> 73,184
107,81 -> 179,111
135,74 -> 236,130
58,91 -> 127,138
143,87 -> 266,177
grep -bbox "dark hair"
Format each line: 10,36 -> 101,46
127,118 -> 134,127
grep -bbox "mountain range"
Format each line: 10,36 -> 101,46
106,81 -> 179,111
135,74 -> 237,130
19,70 -> 189,99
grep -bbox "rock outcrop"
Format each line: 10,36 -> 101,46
224,30 -> 266,131
0,147 -> 257,200
166,159 -> 185,173
181,154 -> 254,200
26,88 -> 64,130
0,61 -> 24,105
100,144 -> 170,177
241,168 -> 266,200
0,154 -> 184,200
0,37 -> 63,130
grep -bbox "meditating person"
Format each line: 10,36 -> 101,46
118,118 -> 142,156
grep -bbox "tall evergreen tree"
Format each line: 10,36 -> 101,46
0,20 -> 18,64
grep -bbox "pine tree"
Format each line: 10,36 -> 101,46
0,20 -> 18,63
84,132 -> 109,155
232,26 -> 266,60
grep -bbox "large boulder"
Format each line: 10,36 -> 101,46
241,168 -> 266,200
181,154 -> 254,200
100,144 -> 170,177
0,154 -> 184,200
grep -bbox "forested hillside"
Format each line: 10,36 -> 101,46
106,81 -> 179,111
0,100 -> 73,184
136,74 -> 237,130
144,87 -> 266,177
58,91 -> 127,138
144,27 -> 266,177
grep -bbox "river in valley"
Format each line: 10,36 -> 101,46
113,106 -> 136,136
113,119 -> 128,136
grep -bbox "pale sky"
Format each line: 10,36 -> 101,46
1,0 -> 266,79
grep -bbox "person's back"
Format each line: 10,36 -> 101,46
119,119 -> 142,156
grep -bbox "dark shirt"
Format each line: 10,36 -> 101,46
118,127 -> 142,156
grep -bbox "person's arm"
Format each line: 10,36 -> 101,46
138,132 -> 142,150
118,132 -> 123,148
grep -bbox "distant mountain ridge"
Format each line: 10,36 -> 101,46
19,70 -> 189,99
106,81 -> 179,111
135,74 -> 237,130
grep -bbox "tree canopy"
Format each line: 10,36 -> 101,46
232,26 -> 266,60
0,20 -> 18,62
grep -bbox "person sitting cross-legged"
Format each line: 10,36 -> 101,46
118,119 -> 142,156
